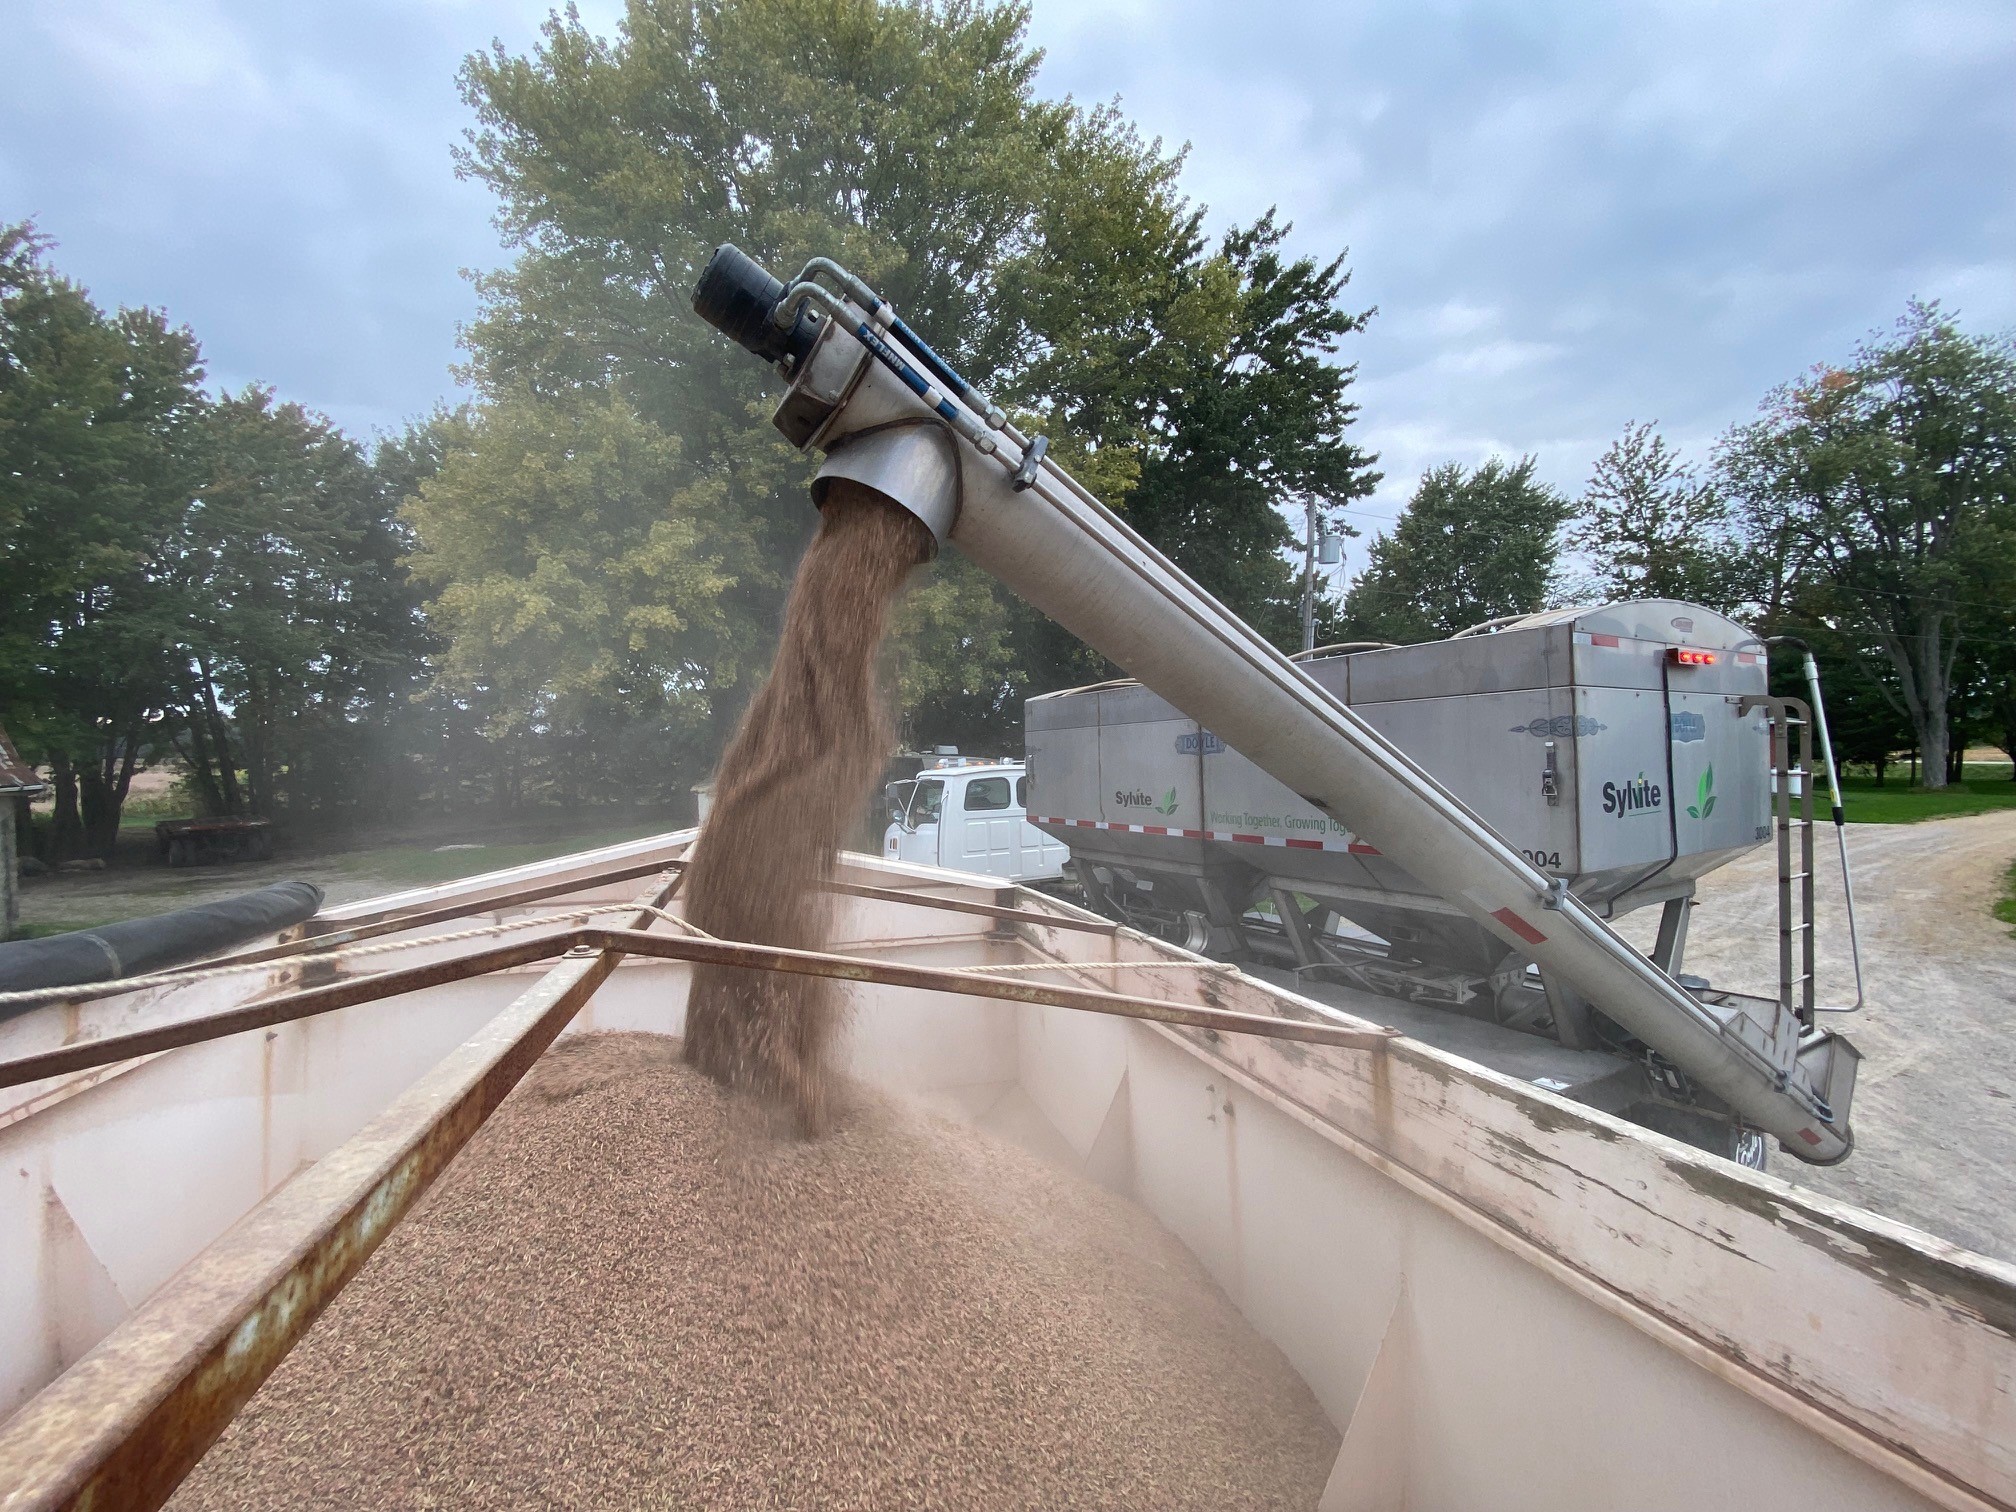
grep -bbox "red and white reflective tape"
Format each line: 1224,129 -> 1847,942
1490,906 -> 1548,945
1028,816 -> 1379,856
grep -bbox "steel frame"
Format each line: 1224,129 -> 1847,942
1,926 -> 1385,1093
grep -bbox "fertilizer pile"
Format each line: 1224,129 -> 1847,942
681,483 -> 934,1135
170,1034 -> 1340,1509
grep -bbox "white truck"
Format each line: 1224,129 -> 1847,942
883,754 -> 1067,882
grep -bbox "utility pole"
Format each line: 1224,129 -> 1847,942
1301,499 -> 1346,654
1301,497 -> 1317,653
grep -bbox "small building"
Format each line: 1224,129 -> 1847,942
0,725 -> 48,941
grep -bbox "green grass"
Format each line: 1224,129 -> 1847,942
1995,859 -> 2016,941
119,794 -> 197,827
121,811 -> 192,829
1839,775 -> 2016,824
319,821 -> 681,888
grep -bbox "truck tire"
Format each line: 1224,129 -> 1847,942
1731,1126 -> 1770,1172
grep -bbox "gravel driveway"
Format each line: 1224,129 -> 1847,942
1621,809 -> 2016,1263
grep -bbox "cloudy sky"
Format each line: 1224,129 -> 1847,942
4,0 -> 2011,552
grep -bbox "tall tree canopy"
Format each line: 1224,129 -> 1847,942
0,222 -> 206,855
168,389 -> 428,821
431,0 -> 1376,774
406,391 -> 735,793
1340,458 -> 1571,644
1568,421 -> 1743,613
1125,212 -> 1378,647
1718,304 -> 2016,788
1,224 -> 439,853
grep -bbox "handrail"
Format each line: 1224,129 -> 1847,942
1290,641 -> 1400,660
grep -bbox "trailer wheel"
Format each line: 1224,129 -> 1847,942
1731,1126 -> 1769,1171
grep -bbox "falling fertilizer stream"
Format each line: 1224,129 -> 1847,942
681,483 -> 935,1134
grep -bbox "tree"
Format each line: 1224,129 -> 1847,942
1988,640 -> 2016,782
403,389 -> 740,804
3,226 -> 449,847
1567,422 -> 1743,612
1122,211 -> 1379,648
439,0 -> 1377,781
165,389 -> 430,821
1340,458 -> 1571,644
897,211 -> 1380,743
1763,596 -> 1916,783
1960,603 -> 2016,782
0,222 -> 206,857
1718,305 -> 2016,789
444,0 -> 1162,779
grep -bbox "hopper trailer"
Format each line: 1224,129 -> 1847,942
1025,600 -> 1841,1164
1,835 -> 2006,1512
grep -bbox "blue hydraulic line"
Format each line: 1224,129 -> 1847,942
772,279 -> 1004,455
783,259 -> 1010,428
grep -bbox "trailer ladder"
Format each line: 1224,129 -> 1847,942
1744,695 -> 1818,1028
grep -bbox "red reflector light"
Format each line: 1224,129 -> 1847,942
1670,647 -> 1717,666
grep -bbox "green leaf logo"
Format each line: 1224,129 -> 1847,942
1687,764 -> 1716,819
1157,786 -> 1179,816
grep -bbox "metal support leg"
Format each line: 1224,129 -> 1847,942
1652,896 -> 1693,978
1540,968 -> 1596,1050
1195,875 -> 1255,961
1271,886 -> 1330,976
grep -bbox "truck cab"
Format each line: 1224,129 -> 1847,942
883,756 -> 1068,883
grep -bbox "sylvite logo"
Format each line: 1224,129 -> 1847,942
1601,771 -> 1663,818
1686,765 -> 1717,819
1115,786 -> 1181,816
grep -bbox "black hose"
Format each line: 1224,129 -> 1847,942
0,881 -> 324,1008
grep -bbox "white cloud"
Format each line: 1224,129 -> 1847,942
40,2 -> 271,107
0,0 -> 2006,471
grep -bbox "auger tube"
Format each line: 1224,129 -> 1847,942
692,245 -> 1858,1163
